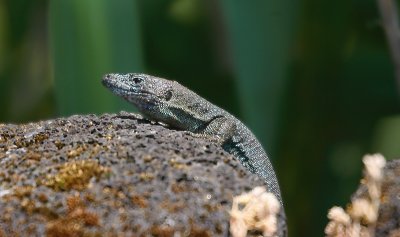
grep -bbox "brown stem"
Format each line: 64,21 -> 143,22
377,0 -> 400,93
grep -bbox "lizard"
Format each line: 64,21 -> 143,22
101,73 -> 284,206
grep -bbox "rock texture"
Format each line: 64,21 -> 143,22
353,159 -> 400,237
0,112 -> 283,236
326,155 -> 400,237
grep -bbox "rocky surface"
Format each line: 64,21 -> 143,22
0,112 -> 282,236
325,154 -> 400,237
352,159 -> 400,237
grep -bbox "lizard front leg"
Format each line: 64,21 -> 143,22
193,116 -> 236,146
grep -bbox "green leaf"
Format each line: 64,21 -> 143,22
49,0 -> 144,115
220,0 -> 297,154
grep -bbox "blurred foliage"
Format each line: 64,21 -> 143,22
1,0 -> 400,236
220,0 -> 297,152
50,0 -> 143,114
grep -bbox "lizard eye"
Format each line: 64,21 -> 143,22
164,90 -> 173,101
132,77 -> 143,84
129,74 -> 143,84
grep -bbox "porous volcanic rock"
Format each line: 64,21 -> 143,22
352,159 -> 400,237
0,112 -> 282,236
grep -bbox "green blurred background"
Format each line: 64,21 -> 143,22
1,0 -> 399,236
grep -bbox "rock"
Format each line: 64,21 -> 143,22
0,112 -> 280,236
326,155 -> 400,237
352,159 -> 400,237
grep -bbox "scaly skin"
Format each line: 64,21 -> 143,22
102,73 -> 283,205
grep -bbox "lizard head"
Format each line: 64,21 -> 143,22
103,73 -> 215,129
102,73 -> 180,111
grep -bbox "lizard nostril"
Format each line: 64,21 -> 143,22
104,74 -> 111,80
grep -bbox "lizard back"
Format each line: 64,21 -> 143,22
102,73 -> 283,204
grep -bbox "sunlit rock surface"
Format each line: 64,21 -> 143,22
0,112 -> 287,236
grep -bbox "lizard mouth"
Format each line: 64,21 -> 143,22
102,75 -> 130,92
123,91 -> 158,101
